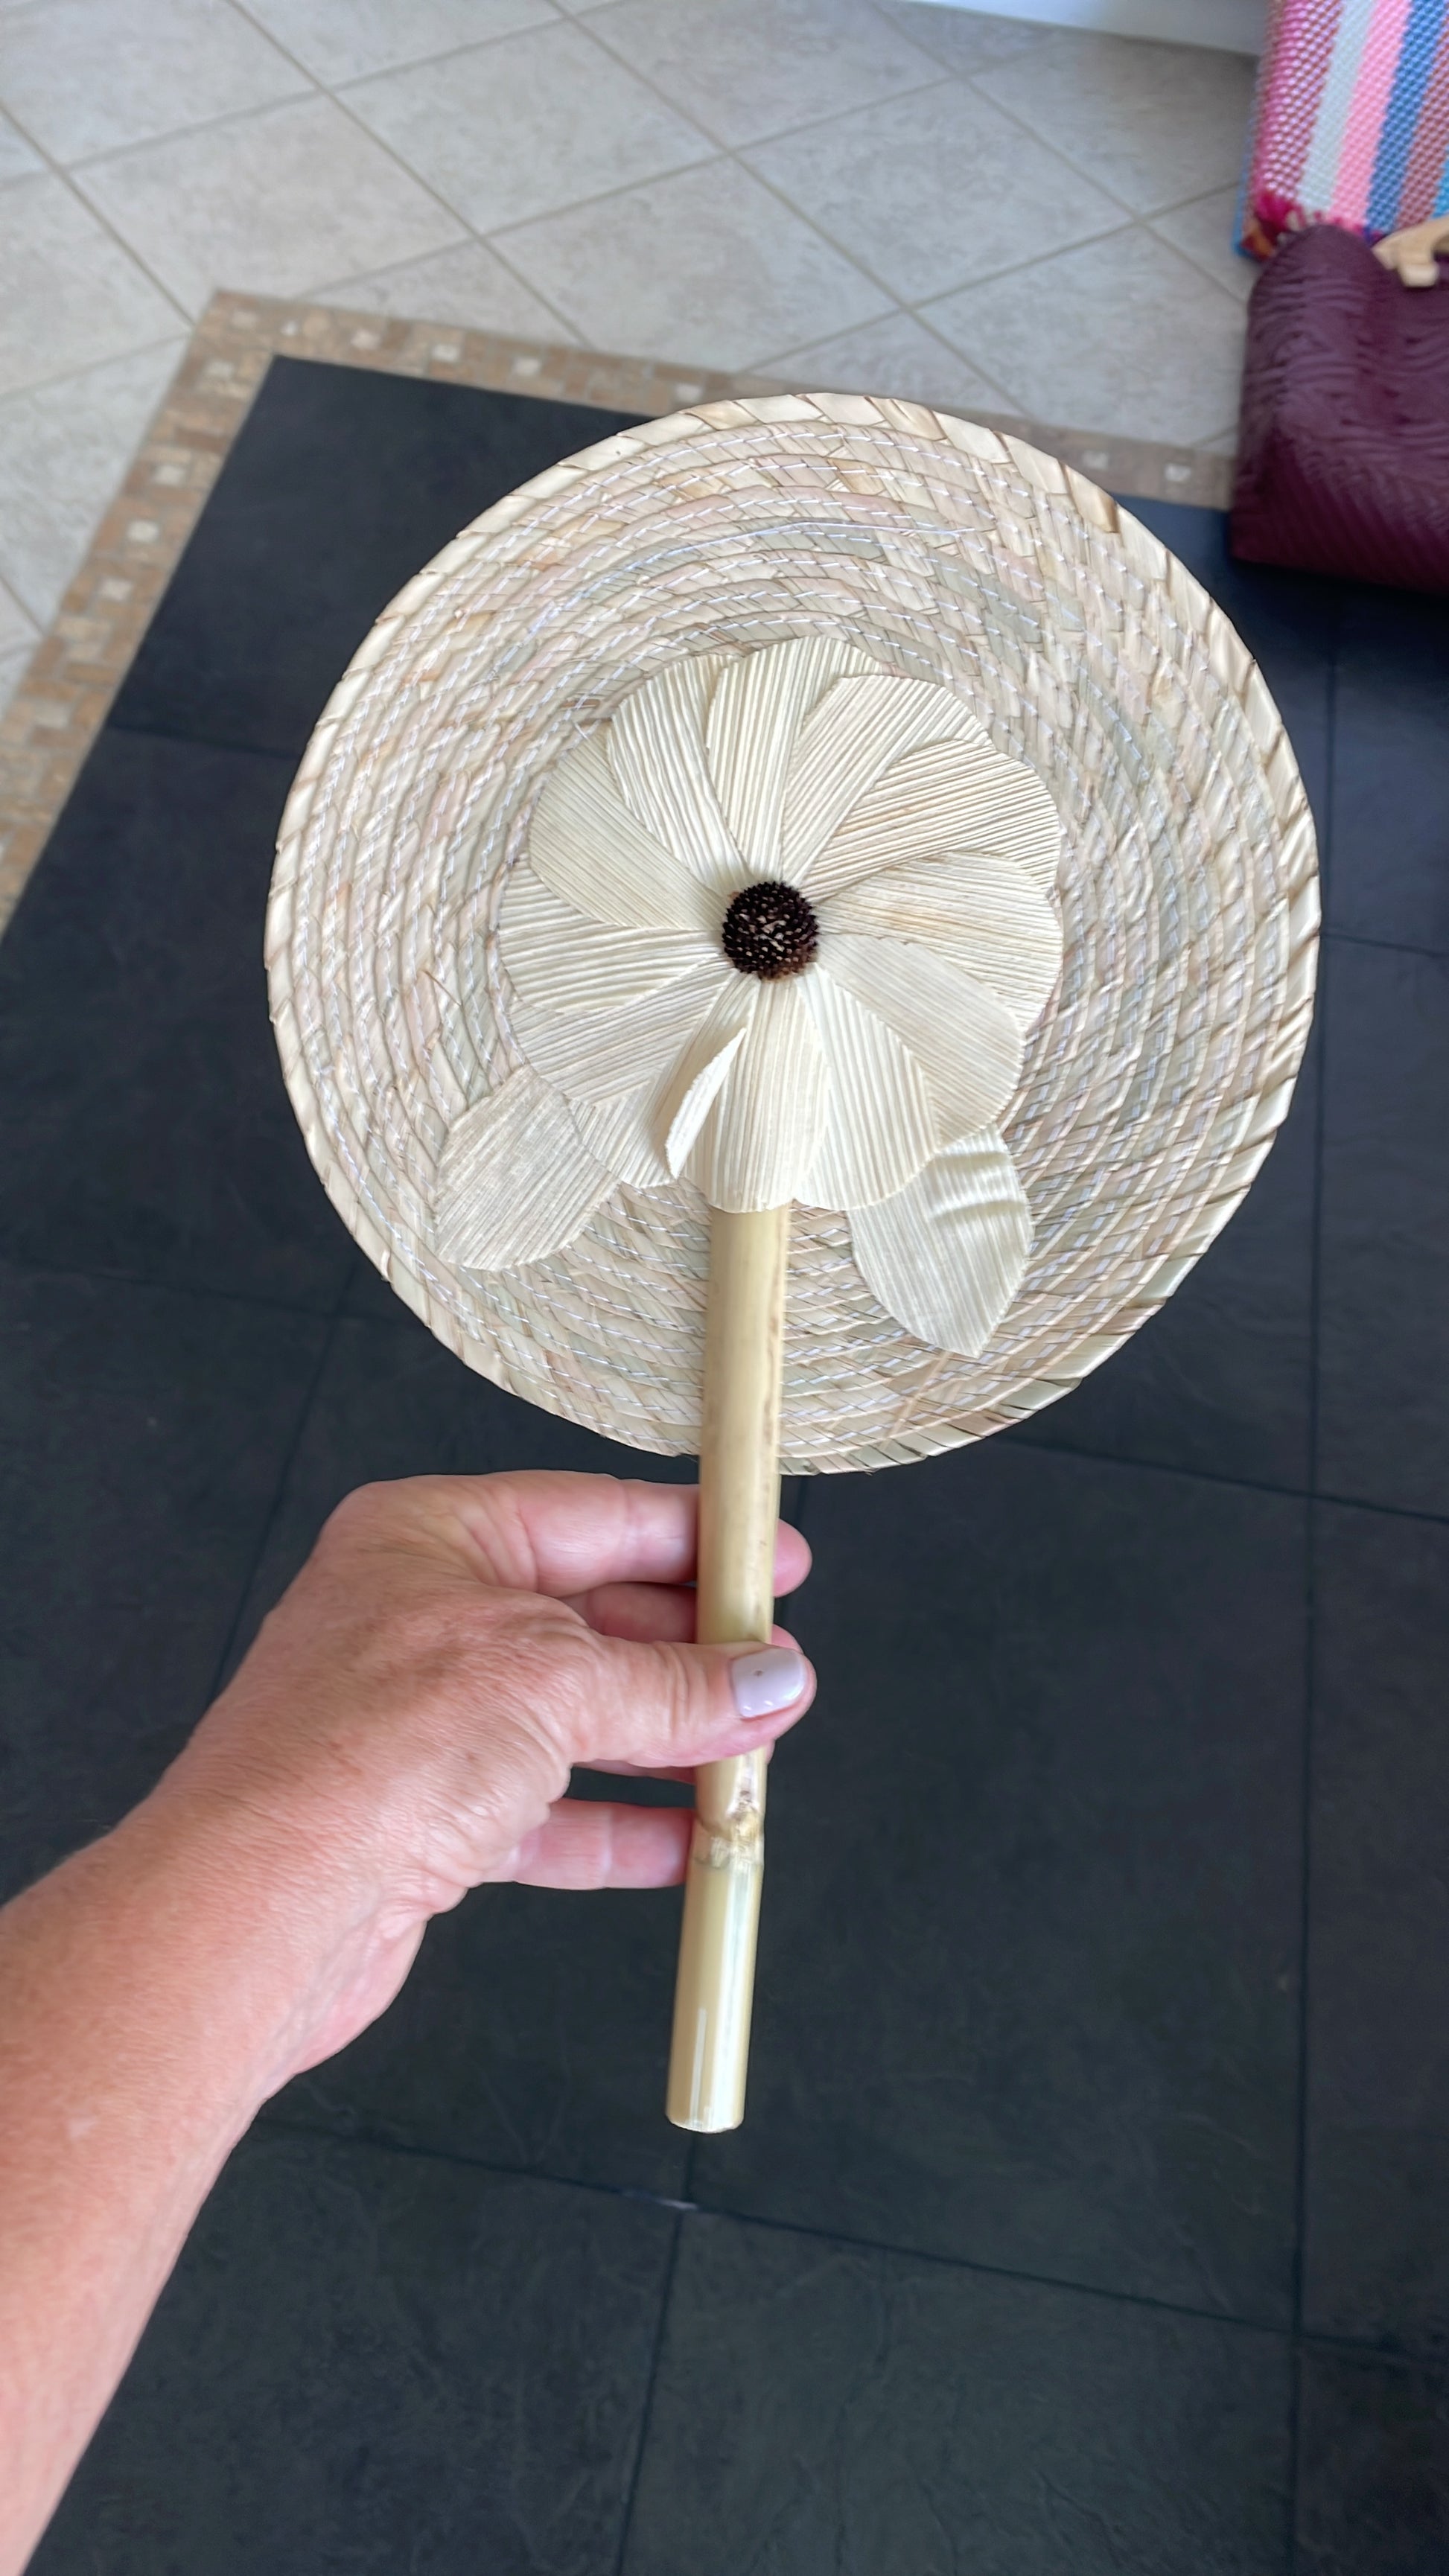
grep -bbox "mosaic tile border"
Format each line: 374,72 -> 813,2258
0,289 -> 1235,936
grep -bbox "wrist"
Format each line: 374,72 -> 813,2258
107,1764 -> 382,2113
0,1750 -> 381,2576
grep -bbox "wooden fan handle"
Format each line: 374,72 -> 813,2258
666,1205 -> 789,2132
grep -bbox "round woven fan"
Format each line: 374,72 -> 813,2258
267,392 -> 1318,2132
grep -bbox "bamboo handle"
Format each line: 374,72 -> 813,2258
666,1204 -> 789,2132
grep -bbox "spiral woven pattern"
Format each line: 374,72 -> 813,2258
267,393 -> 1318,1474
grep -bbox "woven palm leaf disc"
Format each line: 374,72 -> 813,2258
267,394 -> 1318,1476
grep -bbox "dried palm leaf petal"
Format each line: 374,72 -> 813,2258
511,961 -> 733,1099
500,861 -> 719,1016
814,737 -> 1062,899
706,636 -> 877,876
819,853 -> 1063,1035
782,675 -> 978,882
567,1077 -> 674,1190
821,930 -> 1024,1145
803,971 -> 937,1212
608,654 -> 740,892
529,734 -> 718,934
850,1130 -> 1034,1356
432,1066 -> 614,1267
687,975 -> 827,1212
467,640 -> 1061,1286
658,979 -> 757,1176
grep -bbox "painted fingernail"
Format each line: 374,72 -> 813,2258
730,1645 -> 806,1720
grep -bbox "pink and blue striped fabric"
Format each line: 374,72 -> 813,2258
1240,0 -> 1449,256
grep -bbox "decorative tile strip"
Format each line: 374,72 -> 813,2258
0,289 -> 1233,937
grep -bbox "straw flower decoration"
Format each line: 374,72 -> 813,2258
434,637 -> 1064,1356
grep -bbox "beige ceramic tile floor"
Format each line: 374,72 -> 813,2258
0,0 -> 1258,718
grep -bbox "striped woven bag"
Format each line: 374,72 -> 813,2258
1241,0 -> 1449,256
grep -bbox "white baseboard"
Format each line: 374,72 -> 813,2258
913,0 -> 1265,52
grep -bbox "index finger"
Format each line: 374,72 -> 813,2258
412,1470 -> 811,1601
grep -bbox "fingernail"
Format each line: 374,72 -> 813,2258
730,1645 -> 806,1720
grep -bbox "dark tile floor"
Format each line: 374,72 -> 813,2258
4,360 -> 1446,2571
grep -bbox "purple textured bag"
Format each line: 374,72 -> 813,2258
1231,222 -> 1449,593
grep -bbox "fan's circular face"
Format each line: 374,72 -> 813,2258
267,395 -> 1318,1474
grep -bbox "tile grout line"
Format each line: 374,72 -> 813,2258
611,2210 -> 684,2576
249,0 -> 1079,362
318,0 -> 1256,344
2,1226 -> 1446,1532
299,233 -> 590,345
956,66 -> 1143,225
738,159 -> 1238,390
232,0 -> 940,363
0,565 -> 39,644
856,0 -> 1048,72
845,31 -> 1255,319
421,1 -> 1185,377
0,290 -> 1235,938
1141,217 -> 1257,305
221,0 -> 596,351
963,45 -> 1258,254
1284,613 -> 1340,2572
226,0 -> 578,99
4,1 -> 620,362
0,99 -> 196,326
1009,1421 -> 1449,1529
687,2196 -> 1296,2338
197,1284 -> 349,1709
754,298 -> 1018,401
259,2101 -> 1302,2343
0,0 -> 1259,360
0,328 -> 188,418
42,78 -> 322,177
0,347 -> 191,634
1322,923 -> 1449,960
488,132 -> 1244,398
723,116 -> 1132,357
573,1 -> 955,156
565,1 -> 1144,255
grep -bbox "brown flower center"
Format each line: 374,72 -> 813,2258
722,879 -> 818,981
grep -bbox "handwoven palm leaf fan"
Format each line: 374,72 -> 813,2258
267,393 -> 1318,2134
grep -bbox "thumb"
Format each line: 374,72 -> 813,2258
558,1625 -> 815,1773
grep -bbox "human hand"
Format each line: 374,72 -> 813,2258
0,1467 -> 813,2573
149,1471 -> 813,2088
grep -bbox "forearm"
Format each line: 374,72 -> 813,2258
0,1473 -> 813,2573
0,1789 -> 345,2575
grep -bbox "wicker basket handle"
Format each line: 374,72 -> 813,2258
1375,217 -> 1449,287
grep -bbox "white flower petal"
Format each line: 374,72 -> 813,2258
658,978 -> 756,1174
781,675 -> 987,883
850,1130 -> 1032,1356
687,974 -> 827,1211
608,655 -> 742,892
433,1067 -> 615,1268
706,637 -> 879,876
803,970 -> 937,1211
530,733 -> 719,932
512,960 -> 733,1099
500,861 -> 719,1018
822,930 -> 1024,1142
561,983 -> 755,1187
567,1076 -> 672,1189
818,853 -> 1063,1034
808,736 -> 1062,900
